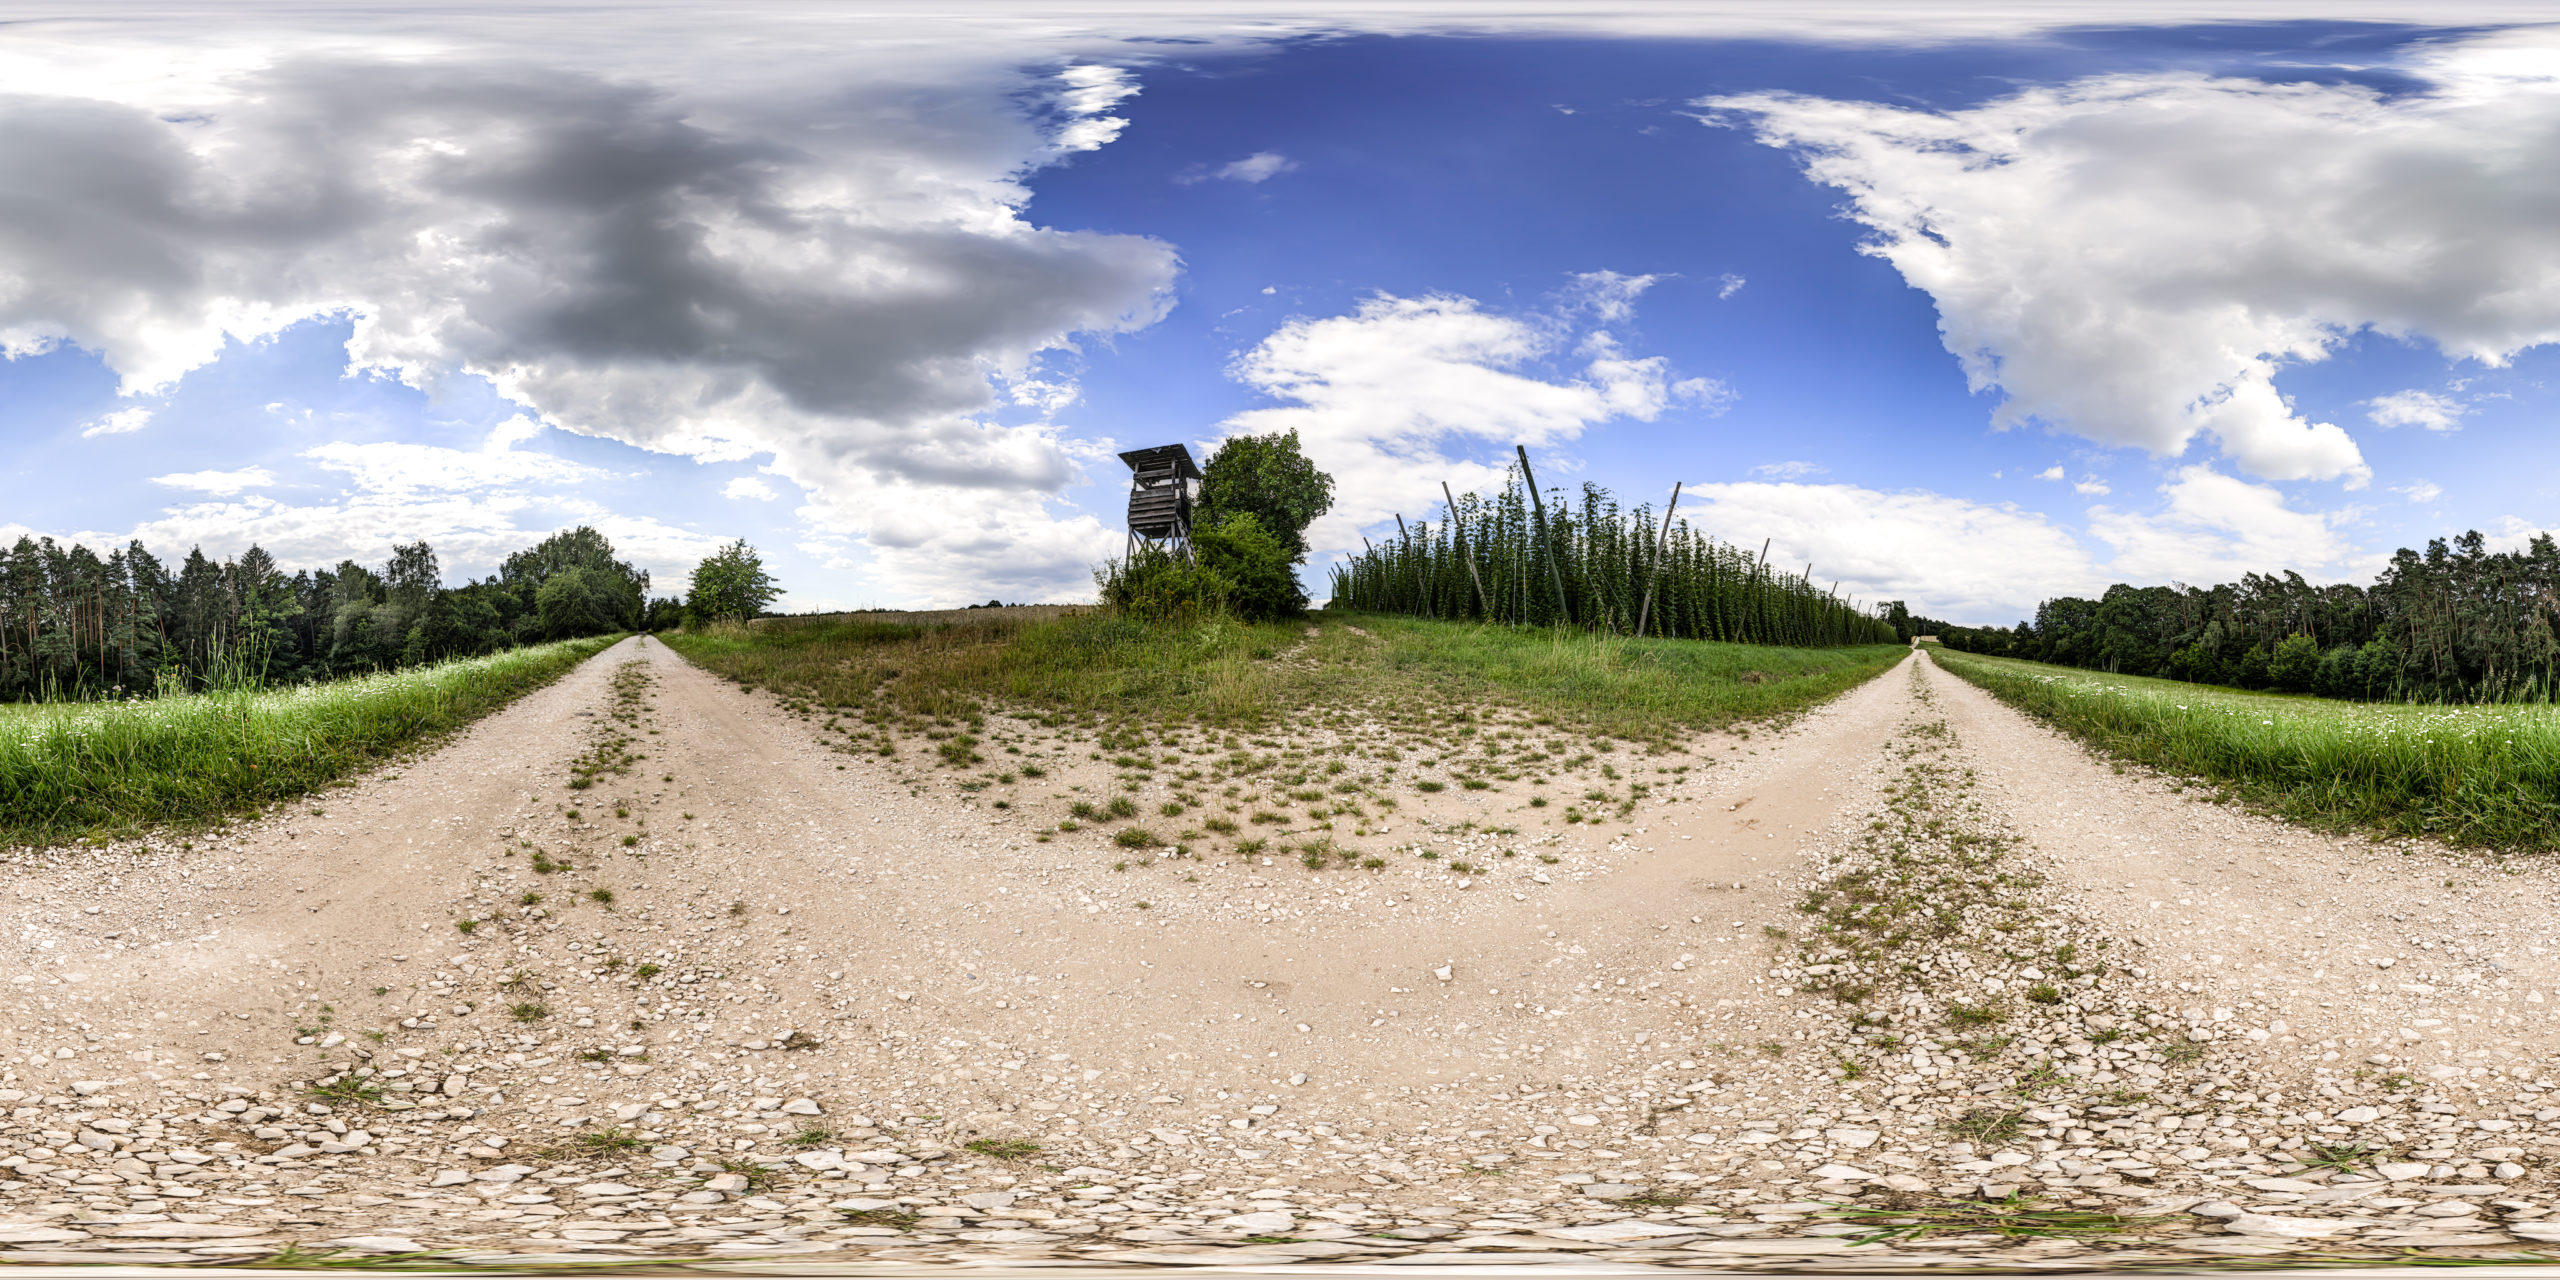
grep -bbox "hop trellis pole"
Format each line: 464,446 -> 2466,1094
1330,464 -> 1897,648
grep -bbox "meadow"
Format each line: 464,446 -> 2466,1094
0,635 -> 617,846
663,608 -> 1909,744
1929,645 -> 2560,851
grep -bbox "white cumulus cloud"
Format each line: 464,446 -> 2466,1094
151,466 -> 275,496
1752,460 -> 1827,479
1704,29 -> 2560,490
1216,288 -> 1690,554
1203,151 -> 1295,183
2365,389 -> 2467,431
81,406 -> 153,437
723,476 -> 780,501
1677,481 -> 2095,623
2393,479 -> 2444,504
2086,466 -> 2369,586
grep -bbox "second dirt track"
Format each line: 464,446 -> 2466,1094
1,634 -> 2557,1266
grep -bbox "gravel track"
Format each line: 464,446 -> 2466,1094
0,639 -> 2552,1267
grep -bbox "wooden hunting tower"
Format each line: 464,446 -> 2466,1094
1119,443 -> 1202,560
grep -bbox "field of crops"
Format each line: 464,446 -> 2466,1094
1930,646 -> 2560,850
0,635 -> 617,845
1328,472 -> 1897,647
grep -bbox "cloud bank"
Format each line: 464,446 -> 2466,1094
1706,27 -> 2560,490
1214,287 -> 1715,554
0,15 -> 1176,601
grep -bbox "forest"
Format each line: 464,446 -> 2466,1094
0,525 -> 666,701
1907,530 -> 2560,702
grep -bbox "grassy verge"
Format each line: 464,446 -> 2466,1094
661,608 -> 1906,743
1928,645 -> 2560,851
1,636 -> 620,847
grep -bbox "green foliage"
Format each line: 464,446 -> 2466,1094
1101,511 -> 1307,625
2269,632 -> 2322,693
687,538 -> 785,623
1933,530 -> 2560,704
1333,473 -> 1898,647
500,526 -> 649,639
536,567 -> 624,641
1192,513 -> 1308,621
1933,646 -> 2560,850
1096,548 -> 1235,624
0,636 -> 615,846
1197,429 -> 1335,562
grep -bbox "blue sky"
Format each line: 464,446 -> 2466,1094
4,6 -> 2557,622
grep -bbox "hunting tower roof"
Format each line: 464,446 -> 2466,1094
1118,443 -> 1202,480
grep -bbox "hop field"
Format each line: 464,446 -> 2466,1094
1,635 -> 617,845
1929,646 -> 2560,851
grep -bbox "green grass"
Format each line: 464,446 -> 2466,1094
0,636 -> 619,847
1930,646 -> 2560,851
662,608 -> 1904,742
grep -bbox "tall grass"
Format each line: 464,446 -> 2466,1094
0,635 -> 618,846
1930,646 -> 2560,851
1329,473 -> 1899,647
663,609 -> 1906,742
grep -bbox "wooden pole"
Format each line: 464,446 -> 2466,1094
1444,480 -> 1489,621
1516,445 -> 1571,626
1633,480 -> 1682,640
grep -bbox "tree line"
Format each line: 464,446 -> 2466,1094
1899,529 -> 2560,702
0,526 -> 666,701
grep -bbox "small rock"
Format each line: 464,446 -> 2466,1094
2336,1106 -> 2380,1123
2243,1177 -> 2323,1193
429,1170 -> 471,1187
69,1081 -> 108,1096
782,1097 -> 822,1116
704,1173 -> 751,1193
1217,1210 -> 1295,1234
326,1236 -> 424,1254
1583,1183 -> 1641,1200
2376,1162 -> 2433,1181
473,1164 -> 536,1184
2227,1214 -> 2356,1238
99,1224 -> 268,1239
1544,1221 -> 1695,1242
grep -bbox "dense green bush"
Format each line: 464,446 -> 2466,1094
1192,514 -> 1305,621
1098,514 -> 1308,624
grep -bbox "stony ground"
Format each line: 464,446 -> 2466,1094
1,632 -> 2556,1269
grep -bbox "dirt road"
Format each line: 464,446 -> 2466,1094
0,637 -> 2553,1264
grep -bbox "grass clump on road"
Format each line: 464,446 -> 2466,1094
662,609 -> 1903,742
1929,646 -> 2560,851
0,635 -> 616,847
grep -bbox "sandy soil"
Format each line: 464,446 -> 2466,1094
0,637 -> 2552,1264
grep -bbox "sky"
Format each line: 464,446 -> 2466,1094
4,3 -> 2560,624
